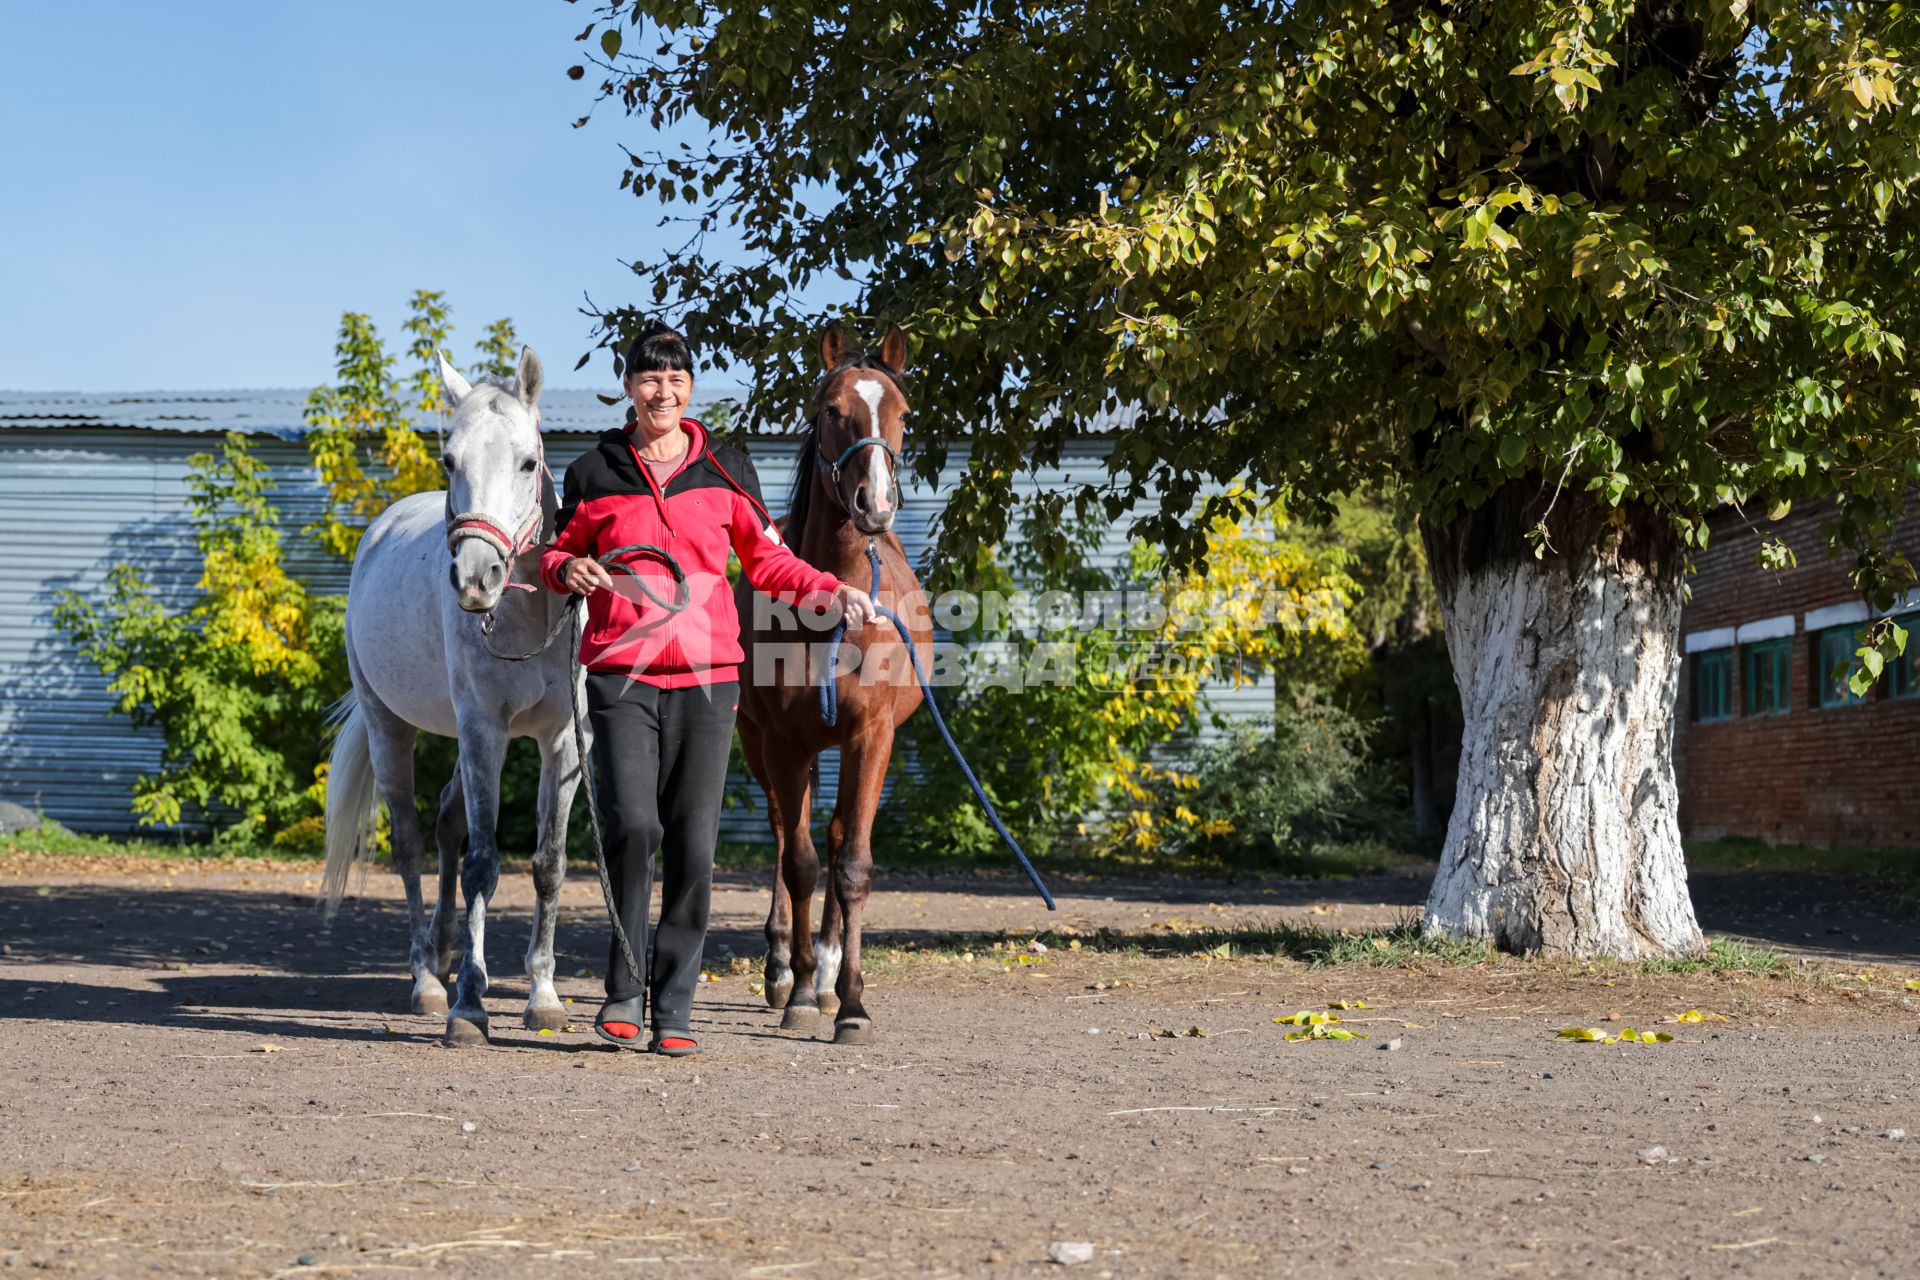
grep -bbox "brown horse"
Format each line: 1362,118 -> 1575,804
735,322 -> 934,1045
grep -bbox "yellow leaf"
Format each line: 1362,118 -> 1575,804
1555,1027 -> 1614,1043
1672,1009 -> 1728,1024
255,1044 -> 284,1054
1328,999 -> 1372,1010
1905,980 -> 1920,991
538,1028 -> 556,1036
1640,1031 -> 1675,1044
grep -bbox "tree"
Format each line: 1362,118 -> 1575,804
578,1 -> 1920,957
53,436 -> 346,842
307,294 -> 519,556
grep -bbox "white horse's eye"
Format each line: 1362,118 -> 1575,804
439,454 -> 452,470
520,458 -> 538,472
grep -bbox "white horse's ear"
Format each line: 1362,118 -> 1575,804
516,347 -> 544,410
438,351 -> 473,407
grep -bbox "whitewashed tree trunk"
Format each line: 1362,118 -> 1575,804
1421,486 -> 1704,960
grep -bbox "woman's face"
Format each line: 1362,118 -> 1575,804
626,368 -> 693,435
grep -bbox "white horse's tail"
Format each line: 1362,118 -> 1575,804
321,690 -> 379,917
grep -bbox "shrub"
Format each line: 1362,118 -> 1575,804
1157,703 -> 1414,874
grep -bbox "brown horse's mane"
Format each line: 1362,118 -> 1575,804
784,351 -> 907,543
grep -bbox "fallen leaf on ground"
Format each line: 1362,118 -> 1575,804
1274,1011 -> 1341,1026
1327,999 -> 1372,1010
1284,1024 -> 1367,1042
1670,1009 -> 1729,1024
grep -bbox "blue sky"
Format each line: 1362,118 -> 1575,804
1,3 -> 703,391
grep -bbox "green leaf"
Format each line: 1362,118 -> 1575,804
601,29 -> 622,59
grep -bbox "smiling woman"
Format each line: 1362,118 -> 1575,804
538,322 -> 885,1056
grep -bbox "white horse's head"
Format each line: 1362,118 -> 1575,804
440,346 -> 546,613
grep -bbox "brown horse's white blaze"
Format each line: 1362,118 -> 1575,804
734,321 -> 930,1045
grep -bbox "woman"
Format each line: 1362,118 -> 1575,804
540,323 -> 884,1056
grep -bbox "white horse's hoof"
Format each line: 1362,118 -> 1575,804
779,1005 -> 818,1032
816,992 -> 842,1018
444,1014 -> 489,1047
412,988 -> 449,1016
523,1004 -> 567,1032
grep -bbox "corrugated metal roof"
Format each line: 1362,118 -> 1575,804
0,388 -> 747,440
0,387 -> 1145,438
1,417 -> 1261,842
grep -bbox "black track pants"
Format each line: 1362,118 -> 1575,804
584,673 -> 738,1032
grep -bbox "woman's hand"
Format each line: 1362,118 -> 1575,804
835,583 -> 893,630
562,556 -> 614,596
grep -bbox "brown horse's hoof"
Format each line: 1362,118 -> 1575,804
779,1005 -> 819,1032
444,1014 -> 490,1047
523,1004 -> 567,1032
765,968 -> 794,1010
832,1018 -> 874,1046
412,988 -> 449,1016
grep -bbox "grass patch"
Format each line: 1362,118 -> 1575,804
0,822 -> 314,864
870,920 -> 1799,977
717,834 -> 1431,883
1688,836 -> 1920,911
869,915 -> 1492,970
1629,935 -> 1790,977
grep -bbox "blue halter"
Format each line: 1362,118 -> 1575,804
814,432 -> 901,516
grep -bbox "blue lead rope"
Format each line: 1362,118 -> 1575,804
821,541 -> 1056,911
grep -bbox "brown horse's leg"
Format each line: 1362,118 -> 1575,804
751,725 -> 821,1026
814,807 -> 846,1020
827,723 -> 893,1045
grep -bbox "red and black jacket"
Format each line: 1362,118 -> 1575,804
540,418 -> 842,687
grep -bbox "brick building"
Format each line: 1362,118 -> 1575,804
1676,500 -> 1920,849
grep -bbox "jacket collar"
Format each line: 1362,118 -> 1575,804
601,417 -> 710,486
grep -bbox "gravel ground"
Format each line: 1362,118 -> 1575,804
2,858 -> 1916,1278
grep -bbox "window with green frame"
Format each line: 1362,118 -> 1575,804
1693,648 -> 1733,722
1816,626 -> 1868,708
1744,638 -> 1792,715
1892,612 -> 1920,699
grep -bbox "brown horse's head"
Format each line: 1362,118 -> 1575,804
796,321 -> 908,537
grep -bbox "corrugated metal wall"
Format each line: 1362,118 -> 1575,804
1,424 -> 1269,841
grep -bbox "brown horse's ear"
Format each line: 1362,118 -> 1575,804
879,324 -> 907,372
820,320 -> 846,372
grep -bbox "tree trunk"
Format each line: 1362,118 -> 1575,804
1421,483 -> 1703,960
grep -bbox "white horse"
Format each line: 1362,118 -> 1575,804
322,348 -> 584,1047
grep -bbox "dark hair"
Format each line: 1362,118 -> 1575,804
623,322 -> 694,377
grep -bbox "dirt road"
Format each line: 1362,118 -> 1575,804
3,857 -> 1916,1277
